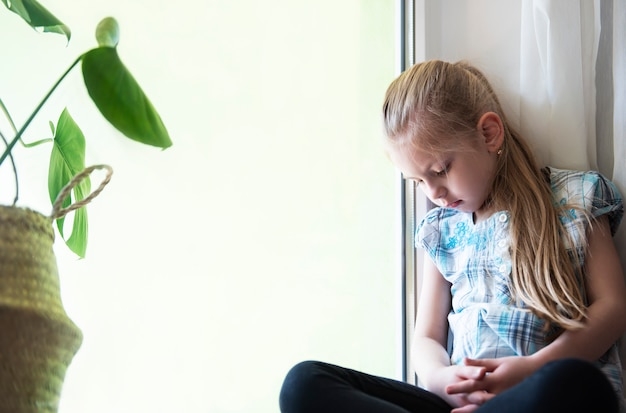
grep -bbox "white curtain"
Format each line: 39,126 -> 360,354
613,0 -> 626,279
518,0 -> 599,171
612,0 -> 626,382
521,1 -> 626,388
414,0 -> 626,391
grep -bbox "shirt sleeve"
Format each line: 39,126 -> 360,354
583,171 -> 623,236
415,207 -> 443,259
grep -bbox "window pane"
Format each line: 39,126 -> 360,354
1,1 -> 398,412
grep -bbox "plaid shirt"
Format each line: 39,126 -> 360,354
416,167 -> 624,405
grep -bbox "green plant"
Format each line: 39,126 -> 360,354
0,0 -> 172,258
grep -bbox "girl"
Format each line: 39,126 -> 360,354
279,60 -> 626,413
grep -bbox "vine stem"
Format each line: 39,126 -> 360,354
0,128 -> 19,204
0,53 -> 85,168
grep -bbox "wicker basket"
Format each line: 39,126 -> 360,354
0,164 -> 113,412
0,206 -> 82,412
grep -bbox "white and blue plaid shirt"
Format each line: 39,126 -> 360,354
416,167 -> 624,405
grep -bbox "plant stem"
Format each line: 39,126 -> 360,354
0,98 -> 23,203
0,98 -> 19,134
0,129 -> 19,205
0,54 -> 85,168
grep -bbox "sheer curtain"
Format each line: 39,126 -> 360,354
611,0 -> 626,381
520,0 -> 626,387
412,0 -> 626,391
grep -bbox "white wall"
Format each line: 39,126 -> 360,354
417,0 -> 522,129
0,1 -> 398,412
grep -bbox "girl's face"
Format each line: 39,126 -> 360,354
388,134 -> 500,223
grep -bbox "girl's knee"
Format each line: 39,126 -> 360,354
541,358 -> 606,385
279,361 -> 326,412
483,358 -> 619,413
536,358 -> 618,411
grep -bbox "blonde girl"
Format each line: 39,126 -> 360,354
279,60 -> 626,413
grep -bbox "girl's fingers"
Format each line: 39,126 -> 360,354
467,390 -> 496,405
450,391 -> 495,413
463,357 -> 498,371
457,364 -> 487,379
451,404 -> 481,413
446,365 -> 489,395
446,378 -> 487,395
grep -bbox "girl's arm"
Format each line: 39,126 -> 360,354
411,256 -> 487,408
529,214 -> 626,364
411,256 -> 452,385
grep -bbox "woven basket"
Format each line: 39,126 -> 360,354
0,165 -> 113,412
0,206 -> 82,412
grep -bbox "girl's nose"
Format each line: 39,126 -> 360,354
422,181 -> 445,201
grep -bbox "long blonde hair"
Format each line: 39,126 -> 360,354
383,60 -> 587,330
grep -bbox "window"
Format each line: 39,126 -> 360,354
1,1 -> 399,412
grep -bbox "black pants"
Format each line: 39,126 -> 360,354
279,358 -> 619,413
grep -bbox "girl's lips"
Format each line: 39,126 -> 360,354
446,200 -> 462,208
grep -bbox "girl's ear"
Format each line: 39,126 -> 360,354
477,112 -> 504,153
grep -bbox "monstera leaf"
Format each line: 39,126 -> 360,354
1,0 -> 70,40
81,46 -> 172,149
80,19 -> 171,149
48,109 -> 90,258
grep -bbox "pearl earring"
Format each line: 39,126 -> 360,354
497,148 -> 503,155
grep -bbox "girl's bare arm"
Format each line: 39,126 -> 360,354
411,256 -> 487,408
411,256 -> 452,386
529,215 -> 626,365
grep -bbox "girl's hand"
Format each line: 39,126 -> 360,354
447,356 -> 539,396
444,356 -> 540,412
449,390 -> 496,413
427,364 -> 489,410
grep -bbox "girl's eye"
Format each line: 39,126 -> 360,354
434,164 -> 450,177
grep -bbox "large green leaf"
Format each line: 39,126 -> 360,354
81,47 -> 172,149
1,0 -> 70,41
49,108 -> 90,258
